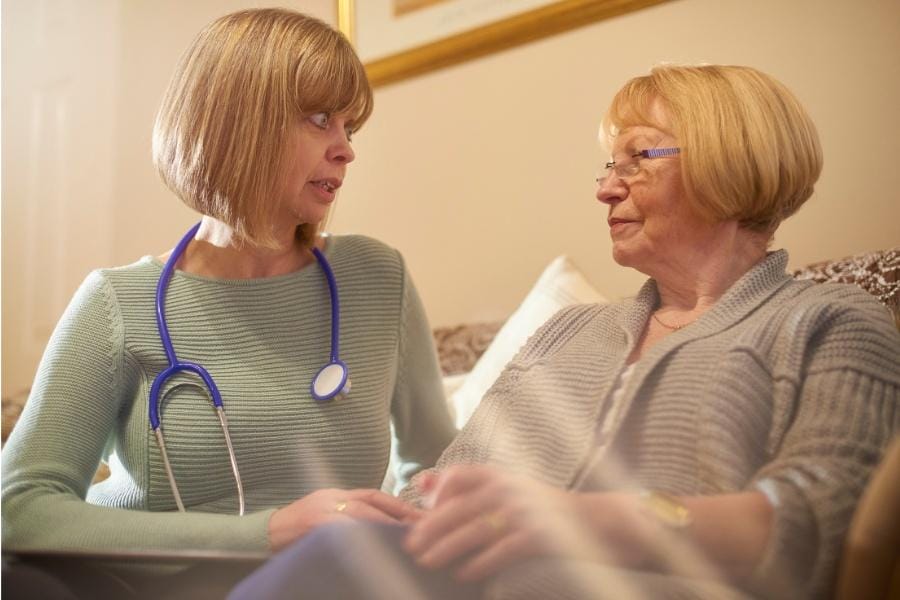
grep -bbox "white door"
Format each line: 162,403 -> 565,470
2,0 -> 119,398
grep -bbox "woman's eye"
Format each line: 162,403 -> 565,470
309,112 -> 329,129
344,127 -> 355,142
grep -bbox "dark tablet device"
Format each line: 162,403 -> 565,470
2,547 -> 270,600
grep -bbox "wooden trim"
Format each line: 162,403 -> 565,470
338,0 -> 672,87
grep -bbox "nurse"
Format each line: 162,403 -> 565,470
2,7 -> 455,566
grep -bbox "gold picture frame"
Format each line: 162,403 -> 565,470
337,0 -> 672,87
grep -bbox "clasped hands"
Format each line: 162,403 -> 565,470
269,465 -> 648,582
268,487 -> 422,551
404,465 -> 616,582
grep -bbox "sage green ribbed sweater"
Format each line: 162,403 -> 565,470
2,234 -> 456,553
404,250 -> 900,600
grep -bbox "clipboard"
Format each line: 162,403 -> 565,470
3,547 -> 270,600
5,546 -> 269,565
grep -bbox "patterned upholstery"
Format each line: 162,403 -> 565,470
2,389 -> 27,445
431,321 -> 503,376
791,247 -> 899,328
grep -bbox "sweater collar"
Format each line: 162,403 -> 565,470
567,251 -> 794,489
617,249 -> 794,342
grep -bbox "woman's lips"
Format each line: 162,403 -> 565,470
308,178 -> 341,201
310,177 -> 341,192
608,218 -> 638,235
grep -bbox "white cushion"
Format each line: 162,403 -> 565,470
440,373 -> 467,423
449,256 -> 608,428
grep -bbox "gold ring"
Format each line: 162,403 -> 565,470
334,501 -> 348,513
483,512 -> 506,534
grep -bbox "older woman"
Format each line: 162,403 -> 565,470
1,7 -> 454,592
231,65 -> 899,600
398,65 -> 900,599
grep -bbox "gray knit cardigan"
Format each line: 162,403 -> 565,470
403,250 -> 900,599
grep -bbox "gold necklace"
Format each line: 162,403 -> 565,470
652,312 -> 695,331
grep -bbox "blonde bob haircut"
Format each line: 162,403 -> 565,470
153,8 -> 373,248
603,65 -> 822,232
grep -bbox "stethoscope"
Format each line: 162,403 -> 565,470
148,222 -> 350,515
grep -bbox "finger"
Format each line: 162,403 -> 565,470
416,472 -> 438,509
350,489 -> 422,520
341,500 -> 405,525
415,470 -> 438,495
415,509 -> 509,570
428,465 -> 495,509
401,512 -> 423,525
404,491 -> 487,554
455,530 -> 532,582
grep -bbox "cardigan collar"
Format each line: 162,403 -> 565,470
570,250 -> 795,489
617,249 -> 794,345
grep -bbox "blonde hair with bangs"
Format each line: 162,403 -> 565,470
153,8 -> 373,248
603,65 -> 822,232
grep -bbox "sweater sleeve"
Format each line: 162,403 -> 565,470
748,296 -> 900,598
1,271 -> 272,553
388,263 -> 457,492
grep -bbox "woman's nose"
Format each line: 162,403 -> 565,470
595,173 -> 625,205
328,132 -> 355,164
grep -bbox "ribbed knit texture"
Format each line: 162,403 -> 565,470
402,250 -> 900,600
2,235 -> 456,553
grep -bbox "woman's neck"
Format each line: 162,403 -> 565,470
163,217 -> 318,279
626,226 -> 769,364
652,225 -> 770,314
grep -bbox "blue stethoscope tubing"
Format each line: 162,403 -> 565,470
308,244 -> 351,402
149,221 -> 349,516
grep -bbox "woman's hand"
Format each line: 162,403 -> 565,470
404,465 -> 775,583
403,465 -> 614,582
268,488 -> 421,551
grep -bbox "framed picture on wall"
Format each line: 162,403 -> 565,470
337,0 -> 671,87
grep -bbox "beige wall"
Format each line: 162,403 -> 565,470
3,0 -> 899,398
339,0 -> 900,327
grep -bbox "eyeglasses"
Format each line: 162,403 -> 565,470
596,147 -> 681,184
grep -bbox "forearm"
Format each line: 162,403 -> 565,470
2,486 -> 273,552
576,491 -> 772,579
679,492 -> 773,577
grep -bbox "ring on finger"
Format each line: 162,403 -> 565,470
334,500 -> 349,513
482,511 -> 506,534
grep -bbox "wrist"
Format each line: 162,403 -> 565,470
267,507 -> 293,551
576,492 -> 662,569
639,490 -> 693,529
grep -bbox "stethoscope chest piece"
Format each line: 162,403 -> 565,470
311,360 -> 351,401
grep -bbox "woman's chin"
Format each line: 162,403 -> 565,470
610,244 -> 636,268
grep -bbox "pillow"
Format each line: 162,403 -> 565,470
449,255 -> 608,428
441,373 -> 467,423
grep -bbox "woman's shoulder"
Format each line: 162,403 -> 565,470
777,278 -> 897,331
326,234 -> 402,267
69,257 -> 159,303
90,256 -> 161,285
762,279 -> 900,378
44,260 -> 158,343
324,234 -> 408,294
